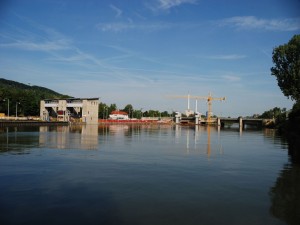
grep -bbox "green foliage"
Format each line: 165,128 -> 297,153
98,103 -> 118,119
132,109 -> 143,119
259,107 -> 286,119
98,102 -> 108,119
259,107 -> 287,128
0,78 -> 71,116
270,35 -> 300,134
271,34 -> 300,101
122,104 -> 133,117
287,101 -> 300,132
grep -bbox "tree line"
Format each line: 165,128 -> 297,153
98,102 -> 172,119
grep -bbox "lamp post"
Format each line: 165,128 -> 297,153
103,107 -> 106,119
16,102 -> 20,119
3,98 -> 9,119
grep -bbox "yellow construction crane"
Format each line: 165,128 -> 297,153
168,93 -> 226,122
190,93 -> 225,123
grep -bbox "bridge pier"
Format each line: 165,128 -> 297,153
239,117 -> 243,129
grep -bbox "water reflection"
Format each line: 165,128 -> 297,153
0,126 -> 40,153
173,125 -> 224,157
99,124 -> 224,157
1,124 -> 298,224
39,125 -> 98,150
0,124 -> 285,158
269,134 -> 300,225
1,124 -> 226,157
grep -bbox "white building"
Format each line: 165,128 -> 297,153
109,110 -> 129,120
40,98 -> 99,124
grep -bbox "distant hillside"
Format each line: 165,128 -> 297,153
0,78 -> 67,96
0,78 -> 71,116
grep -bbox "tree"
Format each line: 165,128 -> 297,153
123,104 -> 133,118
259,107 -> 286,119
271,35 -> 300,101
108,104 -> 117,117
98,102 -> 108,118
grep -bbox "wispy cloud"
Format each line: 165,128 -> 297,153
0,39 -> 70,51
219,16 -> 300,31
205,54 -> 246,60
110,4 -> 122,18
0,15 -> 72,52
0,17 -> 132,81
157,0 -> 198,10
222,75 -> 241,82
96,21 -> 174,32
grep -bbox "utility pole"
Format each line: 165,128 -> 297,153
3,98 -> 10,118
16,102 -> 20,119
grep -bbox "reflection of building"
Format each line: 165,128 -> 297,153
81,125 -> 99,149
39,125 -> 98,150
40,98 -> 99,124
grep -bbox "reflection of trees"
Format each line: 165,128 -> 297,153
269,134 -> 300,225
0,127 -> 40,153
287,134 -> 300,164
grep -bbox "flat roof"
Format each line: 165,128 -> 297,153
42,98 -> 99,101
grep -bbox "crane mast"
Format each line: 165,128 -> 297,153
191,93 -> 225,123
168,93 -> 226,123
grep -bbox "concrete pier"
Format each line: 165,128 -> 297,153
218,117 -> 274,129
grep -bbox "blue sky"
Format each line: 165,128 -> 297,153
0,0 -> 299,117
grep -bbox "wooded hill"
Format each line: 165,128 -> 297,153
0,78 -> 71,116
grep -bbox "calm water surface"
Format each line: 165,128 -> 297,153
0,125 -> 299,225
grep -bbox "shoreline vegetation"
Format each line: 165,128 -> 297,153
270,34 -> 300,164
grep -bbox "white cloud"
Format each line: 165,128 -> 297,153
157,0 -> 198,10
220,16 -> 300,31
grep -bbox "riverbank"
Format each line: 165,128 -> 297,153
0,120 -> 68,127
98,119 -> 173,124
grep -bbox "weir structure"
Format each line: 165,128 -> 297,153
175,114 -> 274,129
217,117 -> 274,129
40,98 -> 99,124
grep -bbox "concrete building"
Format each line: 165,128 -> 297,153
40,98 -> 99,124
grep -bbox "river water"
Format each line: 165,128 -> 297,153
0,125 -> 299,225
